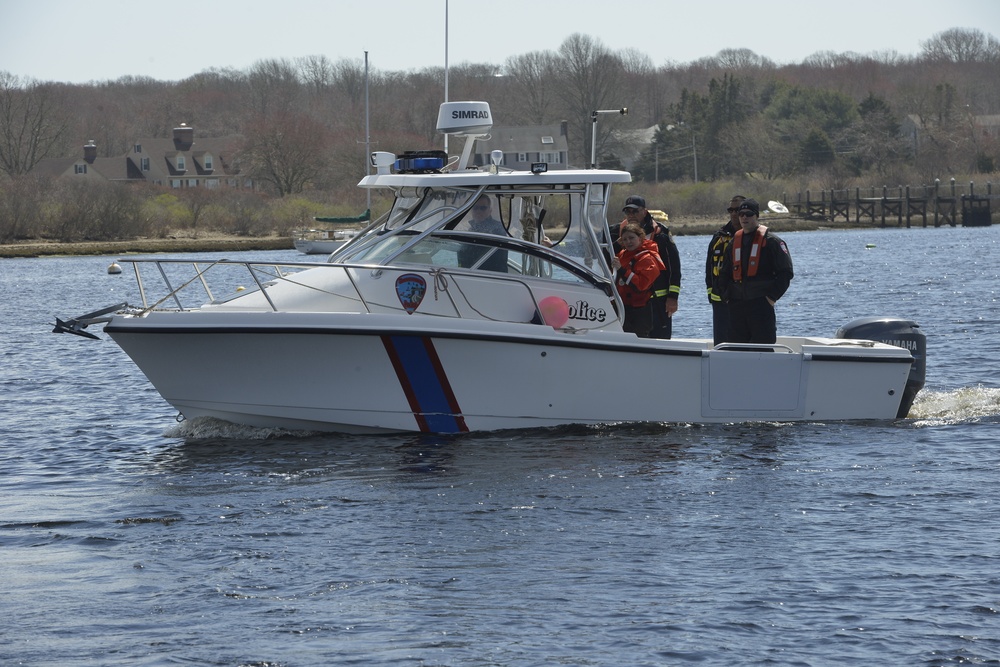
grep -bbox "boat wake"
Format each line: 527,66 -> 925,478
908,386 -> 1000,424
164,416 -> 317,441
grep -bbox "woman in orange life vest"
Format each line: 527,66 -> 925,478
717,198 -> 794,344
610,222 -> 665,337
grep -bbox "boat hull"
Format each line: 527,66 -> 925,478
293,239 -> 345,255
106,312 -> 915,433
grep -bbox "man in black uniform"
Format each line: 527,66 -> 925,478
617,195 -> 681,339
705,195 -> 744,345
718,198 -> 793,344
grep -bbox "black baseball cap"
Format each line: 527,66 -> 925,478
737,198 -> 760,216
623,195 -> 646,211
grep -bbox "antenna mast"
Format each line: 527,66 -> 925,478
364,51 -> 371,211
444,0 -> 450,156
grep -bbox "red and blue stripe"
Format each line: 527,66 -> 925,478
381,335 -> 469,433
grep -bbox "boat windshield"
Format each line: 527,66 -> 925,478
335,184 -> 615,281
385,187 -> 477,233
394,232 -> 595,284
336,187 -> 477,263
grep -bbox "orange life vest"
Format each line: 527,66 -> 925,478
731,225 -> 768,281
616,242 -> 664,307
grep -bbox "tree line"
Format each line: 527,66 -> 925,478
0,27 -> 997,243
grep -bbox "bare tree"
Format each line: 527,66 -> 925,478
503,51 -> 561,124
554,34 -> 628,166
382,68 -> 445,143
297,54 -> 337,96
332,58 -> 369,107
176,187 -> 218,235
244,59 -> 302,117
47,179 -> 144,241
0,72 -> 69,176
0,174 -> 45,241
4,25 -> 999,214
921,27 -> 1000,64
618,49 -> 663,125
447,63 -> 505,108
803,51 -> 859,69
712,48 -> 775,71
240,111 -> 331,196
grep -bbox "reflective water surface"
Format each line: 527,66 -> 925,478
3,225 -> 999,666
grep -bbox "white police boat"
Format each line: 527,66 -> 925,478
53,102 -> 924,434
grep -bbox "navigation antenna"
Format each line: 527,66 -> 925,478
590,107 -> 628,169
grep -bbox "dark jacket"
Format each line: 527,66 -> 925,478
706,220 -> 739,304
718,225 -> 793,302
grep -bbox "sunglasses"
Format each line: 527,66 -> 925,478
738,211 -> 756,218
727,207 -> 739,213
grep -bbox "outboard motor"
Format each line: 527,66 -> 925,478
836,317 -> 926,418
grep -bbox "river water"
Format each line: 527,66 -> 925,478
3,224 -> 1000,666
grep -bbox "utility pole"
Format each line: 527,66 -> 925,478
692,134 -> 698,184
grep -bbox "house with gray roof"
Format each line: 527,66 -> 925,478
471,122 -> 570,170
32,140 -> 130,182
34,124 -> 251,189
126,123 -> 248,188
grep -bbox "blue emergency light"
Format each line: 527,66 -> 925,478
394,150 -> 447,173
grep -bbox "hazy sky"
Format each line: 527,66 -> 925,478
2,0 -> 998,84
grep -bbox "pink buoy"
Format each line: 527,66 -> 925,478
538,296 -> 570,328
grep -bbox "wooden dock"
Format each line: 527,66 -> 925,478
784,180 -> 995,227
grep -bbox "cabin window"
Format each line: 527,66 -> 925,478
141,157 -> 150,171
176,156 -> 186,171
170,179 -> 182,188
204,154 -> 214,170
540,152 -> 561,164
541,136 -> 554,144
134,144 -> 142,153
74,163 -> 87,174
517,152 -> 528,162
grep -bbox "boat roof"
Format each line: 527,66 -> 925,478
358,167 -> 631,189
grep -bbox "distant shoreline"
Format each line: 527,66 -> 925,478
0,235 -> 292,258
0,216 -> 849,259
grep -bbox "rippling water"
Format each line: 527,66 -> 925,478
3,225 -> 1000,666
